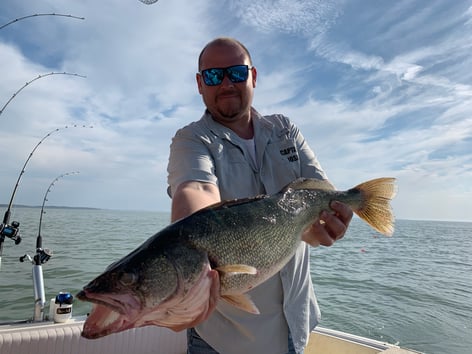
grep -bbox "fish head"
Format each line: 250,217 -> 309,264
77,239 -> 214,339
77,245 -> 181,338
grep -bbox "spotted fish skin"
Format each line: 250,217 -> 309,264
77,177 -> 396,339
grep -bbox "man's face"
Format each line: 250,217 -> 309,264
196,43 -> 257,125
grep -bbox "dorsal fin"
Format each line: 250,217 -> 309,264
177,195 -> 269,223
196,195 -> 268,212
283,178 -> 335,192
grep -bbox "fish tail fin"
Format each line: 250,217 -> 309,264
351,177 -> 397,236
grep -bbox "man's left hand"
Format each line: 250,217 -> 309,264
302,201 -> 353,247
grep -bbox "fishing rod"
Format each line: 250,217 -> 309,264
0,13 -> 84,31
37,171 -> 79,245
0,72 -> 86,117
19,171 -> 79,322
0,125 -> 92,269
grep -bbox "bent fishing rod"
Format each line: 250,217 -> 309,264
19,171 -> 79,321
0,125 -> 91,269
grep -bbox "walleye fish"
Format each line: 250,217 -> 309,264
77,177 -> 396,339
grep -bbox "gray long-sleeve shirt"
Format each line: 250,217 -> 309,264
167,108 -> 327,353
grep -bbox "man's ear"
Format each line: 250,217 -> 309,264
251,67 -> 257,88
196,73 -> 204,94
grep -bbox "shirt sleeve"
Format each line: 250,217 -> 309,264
166,126 -> 218,198
296,129 -> 328,180
285,116 -> 328,181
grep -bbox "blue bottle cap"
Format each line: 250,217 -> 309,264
55,292 -> 73,305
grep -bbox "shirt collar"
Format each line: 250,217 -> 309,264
202,107 -> 273,141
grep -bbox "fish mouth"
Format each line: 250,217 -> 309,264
77,289 -> 140,316
77,289 -> 142,339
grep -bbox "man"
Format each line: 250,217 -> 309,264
167,37 -> 352,354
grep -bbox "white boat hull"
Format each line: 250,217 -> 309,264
0,317 -> 185,354
0,317 -> 420,354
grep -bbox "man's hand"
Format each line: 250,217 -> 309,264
302,201 -> 353,247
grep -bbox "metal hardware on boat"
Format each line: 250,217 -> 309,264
19,247 -> 53,322
20,248 -> 52,265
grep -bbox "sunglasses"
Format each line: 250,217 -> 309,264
200,65 -> 252,86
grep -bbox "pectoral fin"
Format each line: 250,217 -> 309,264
221,293 -> 260,314
215,264 -> 260,313
215,264 -> 257,275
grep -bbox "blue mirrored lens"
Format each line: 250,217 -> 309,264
202,65 -> 249,86
226,66 -> 248,83
203,68 -> 224,86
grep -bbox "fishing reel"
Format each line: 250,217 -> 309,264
20,248 -> 52,265
0,221 -> 21,245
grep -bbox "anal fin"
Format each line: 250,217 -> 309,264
221,293 -> 260,314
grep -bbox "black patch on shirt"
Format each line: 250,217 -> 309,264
280,146 -> 299,162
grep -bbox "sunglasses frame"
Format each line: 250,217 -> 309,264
200,65 -> 252,86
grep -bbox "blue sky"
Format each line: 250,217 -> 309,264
0,0 -> 471,222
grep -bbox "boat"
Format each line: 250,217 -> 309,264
0,315 -> 421,354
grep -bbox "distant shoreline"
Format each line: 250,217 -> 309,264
0,204 -> 101,210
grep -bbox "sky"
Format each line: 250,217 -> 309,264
0,0 -> 471,222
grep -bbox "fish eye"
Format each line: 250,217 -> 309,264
119,272 -> 137,286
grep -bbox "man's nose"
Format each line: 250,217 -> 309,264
220,74 -> 234,87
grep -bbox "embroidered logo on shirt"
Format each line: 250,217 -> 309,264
280,146 -> 299,162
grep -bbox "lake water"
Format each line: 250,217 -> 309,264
0,207 -> 470,354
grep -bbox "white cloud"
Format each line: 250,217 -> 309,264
229,0 -> 342,36
1,0 -> 471,221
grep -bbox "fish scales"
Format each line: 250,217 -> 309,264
180,187 -> 341,294
77,177 -> 396,339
